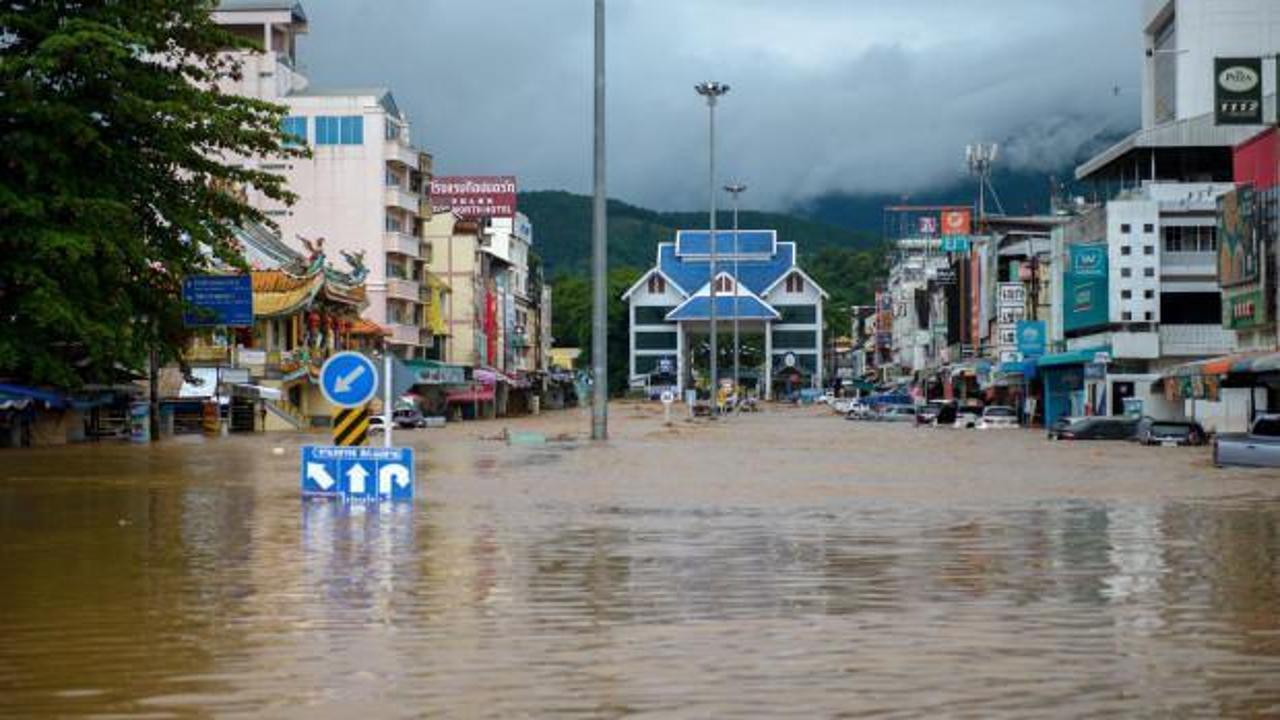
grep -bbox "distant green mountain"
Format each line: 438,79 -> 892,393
519,190 -> 881,279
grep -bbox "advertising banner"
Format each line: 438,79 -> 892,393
917,216 -> 938,236
1064,243 -> 1109,332
1214,57 -> 1263,125
1217,186 -> 1258,286
941,209 -> 971,236
938,235 -> 971,253
1015,320 -> 1046,358
998,282 -> 1025,309
429,176 -> 517,218
1223,287 -> 1267,330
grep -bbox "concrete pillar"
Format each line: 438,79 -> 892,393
676,322 -> 685,394
763,320 -> 773,400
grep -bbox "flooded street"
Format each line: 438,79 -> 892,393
3,403 -> 1280,718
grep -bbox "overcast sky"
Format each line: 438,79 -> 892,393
298,1 -> 1143,210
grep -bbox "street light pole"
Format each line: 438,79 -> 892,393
724,182 -> 747,405
695,81 -> 728,414
590,0 -> 608,440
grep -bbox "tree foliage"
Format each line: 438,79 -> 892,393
551,267 -> 641,394
0,0 -> 300,386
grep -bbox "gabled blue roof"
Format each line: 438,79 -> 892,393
658,241 -> 794,296
676,230 -> 775,257
666,295 -> 780,321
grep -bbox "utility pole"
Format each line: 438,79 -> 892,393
590,0 -> 608,440
724,182 -> 747,404
695,81 -> 729,414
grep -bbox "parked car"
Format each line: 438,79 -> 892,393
1134,418 -> 1206,446
877,404 -> 919,423
393,407 -> 427,429
916,400 -> 946,425
954,405 -> 983,429
1051,416 -> 1138,441
976,405 -> 1018,429
845,401 -> 873,420
368,415 -> 386,435
1214,414 -> 1280,468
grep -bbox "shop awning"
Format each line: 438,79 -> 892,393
445,385 -> 495,404
1037,347 -> 1109,369
0,383 -> 70,409
1163,350 -> 1280,379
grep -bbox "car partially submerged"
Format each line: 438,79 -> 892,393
1050,416 -> 1138,441
976,405 -> 1017,429
1214,414 -> 1280,468
1134,418 -> 1206,446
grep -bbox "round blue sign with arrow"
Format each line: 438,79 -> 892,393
319,351 -> 378,408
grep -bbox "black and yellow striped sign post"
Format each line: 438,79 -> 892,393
333,404 -> 369,447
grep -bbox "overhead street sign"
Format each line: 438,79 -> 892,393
301,445 -> 415,502
320,351 -> 378,408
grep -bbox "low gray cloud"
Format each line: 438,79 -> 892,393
297,0 -> 1141,210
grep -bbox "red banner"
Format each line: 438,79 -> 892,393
430,175 -> 517,218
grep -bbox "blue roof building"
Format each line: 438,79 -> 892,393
621,230 -> 829,398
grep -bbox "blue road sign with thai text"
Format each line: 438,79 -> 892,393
182,275 -> 253,327
319,351 -> 378,408
301,445 -> 414,502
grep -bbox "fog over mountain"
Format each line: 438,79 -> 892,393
299,0 -> 1142,211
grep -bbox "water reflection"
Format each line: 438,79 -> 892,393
1,436 -> 1279,717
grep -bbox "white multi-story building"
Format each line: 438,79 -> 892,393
213,1 -> 434,358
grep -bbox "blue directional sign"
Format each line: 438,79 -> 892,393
182,275 -> 253,327
301,445 -> 415,502
320,351 -> 378,408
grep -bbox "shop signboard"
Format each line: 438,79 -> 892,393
1214,57 -> 1263,125
429,175 -> 517,218
933,268 -> 957,285
938,235 -> 971,253
1063,243 -> 1109,332
997,324 -> 1016,347
182,275 -> 252,327
917,216 -> 938,236
1224,286 -> 1267,330
997,306 -> 1025,325
998,282 -> 1025,308
941,209 -> 971,236
1015,320 -> 1046,358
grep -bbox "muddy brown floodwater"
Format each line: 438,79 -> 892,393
2,402 -> 1280,718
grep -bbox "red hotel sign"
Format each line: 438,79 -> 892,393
429,176 -> 517,218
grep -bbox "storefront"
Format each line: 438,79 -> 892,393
1038,347 -> 1109,426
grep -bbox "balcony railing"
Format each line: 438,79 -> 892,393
1159,324 -> 1237,357
383,185 -> 420,214
382,231 -> 421,258
1161,251 -> 1216,276
385,322 -> 421,347
384,140 -> 419,167
386,277 -> 421,302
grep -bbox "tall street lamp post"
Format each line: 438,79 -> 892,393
590,0 -> 608,440
724,182 -> 747,404
695,81 -> 728,413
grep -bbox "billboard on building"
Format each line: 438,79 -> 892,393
430,176 -> 517,218
1217,186 -> 1258,286
1214,57 -> 1263,126
1063,243 -> 1108,332
940,209 -> 971,236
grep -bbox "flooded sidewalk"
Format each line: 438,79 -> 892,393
2,403 -> 1280,718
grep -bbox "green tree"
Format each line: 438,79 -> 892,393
0,0 -> 300,387
551,266 -> 641,394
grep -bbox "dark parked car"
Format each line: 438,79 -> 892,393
1050,416 -> 1138,441
915,401 -> 945,425
1135,418 -> 1206,446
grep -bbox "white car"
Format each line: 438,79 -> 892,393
953,407 -> 981,428
368,415 -> 386,435
976,405 -> 1018,429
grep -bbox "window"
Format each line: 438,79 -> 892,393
385,122 -> 401,141
1144,267 -> 1155,277
1144,245 -> 1154,255
772,329 -> 817,348
1121,245 -> 1132,256
1121,267 -> 1132,278
1144,289 -> 1154,300
1121,290 -> 1132,300
1143,223 -> 1154,234
385,169 -> 401,187
1120,223 -> 1131,234
385,213 -> 403,233
776,305 -> 816,324
1144,311 -> 1153,321
1122,311 -> 1133,321
634,331 -> 677,350
646,274 -> 666,294
1161,292 -> 1222,325
634,306 -> 676,325
785,273 -> 804,293
281,116 -> 307,146
316,116 -> 364,145
714,276 -> 734,293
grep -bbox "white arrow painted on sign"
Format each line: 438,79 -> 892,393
333,364 -> 367,394
307,462 -> 335,490
346,463 -> 369,495
379,463 -> 410,494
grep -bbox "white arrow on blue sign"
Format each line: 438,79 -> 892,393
319,351 -> 378,408
301,445 -> 414,502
